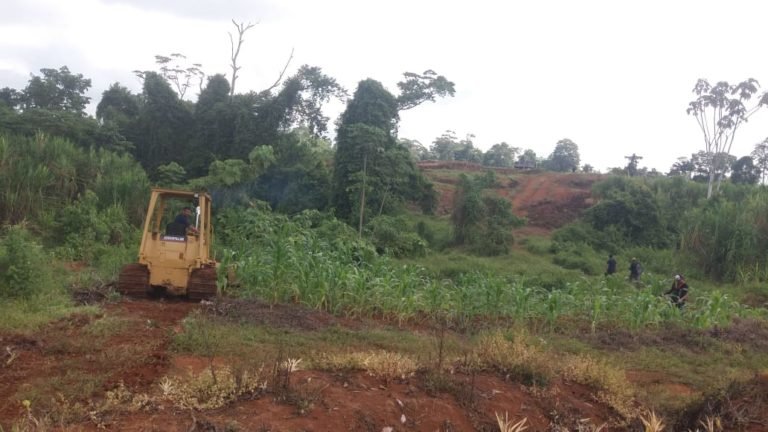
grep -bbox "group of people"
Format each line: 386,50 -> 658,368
605,254 -> 689,309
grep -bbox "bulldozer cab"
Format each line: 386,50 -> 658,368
118,188 -> 217,299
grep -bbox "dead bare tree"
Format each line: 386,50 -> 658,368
229,20 -> 256,98
259,48 -> 295,95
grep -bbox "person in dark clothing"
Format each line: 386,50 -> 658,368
174,207 -> 198,235
666,274 -> 689,309
605,254 -> 617,275
629,258 -> 641,281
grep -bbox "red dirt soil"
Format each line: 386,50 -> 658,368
421,165 -> 600,233
1,299 -> 626,431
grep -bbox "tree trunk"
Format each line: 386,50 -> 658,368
707,167 -> 715,199
358,153 -> 367,238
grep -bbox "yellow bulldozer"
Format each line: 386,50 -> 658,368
117,188 -> 218,300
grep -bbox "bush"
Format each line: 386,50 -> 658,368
56,191 -> 135,263
552,242 -> 602,275
368,216 -> 427,258
0,226 -> 55,299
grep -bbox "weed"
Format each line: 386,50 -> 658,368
560,355 -> 636,418
315,350 -> 419,384
160,366 -> 266,410
465,331 -> 552,386
495,412 -> 528,432
640,410 -> 666,432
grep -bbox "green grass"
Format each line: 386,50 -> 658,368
0,292 -> 98,332
400,246 -> 579,280
172,313 -> 472,367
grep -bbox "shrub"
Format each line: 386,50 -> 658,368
0,226 -> 54,299
56,191 -> 135,262
369,215 -> 426,258
552,242 -> 602,275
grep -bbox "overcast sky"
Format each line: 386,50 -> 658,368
2,0 -> 768,172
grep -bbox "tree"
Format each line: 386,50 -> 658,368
430,131 -> 481,162
547,138 -> 580,172
333,79 -> 438,223
228,20 -> 255,98
333,80 -> 399,221
451,173 -> 524,255
97,83 -> 140,125
430,131 -> 460,161
396,70 -> 455,111
686,78 -> 768,198
730,156 -> 761,185
399,138 -> 432,161
751,138 -> 768,184
668,156 -> 695,178
483,142 -> 520,167
152,53 -> 205,100
582,164 -> 594,173
280,65 -> 347,137
130,72 -> 194,172
0,87 -> 22,110
156,162 -> 187,186
516,149 -> 537,168
23,66 -> 91,115
624,153 -> 643,177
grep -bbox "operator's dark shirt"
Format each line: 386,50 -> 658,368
606,258 -> 617,274
174,213 -> 192,229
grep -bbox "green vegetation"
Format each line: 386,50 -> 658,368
3,61 -> 768,430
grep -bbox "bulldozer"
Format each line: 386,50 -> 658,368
117,188 -> 218,300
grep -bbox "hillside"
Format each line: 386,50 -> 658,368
419,161 -> 600,232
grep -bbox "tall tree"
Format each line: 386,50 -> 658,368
152,53 -> 205,100
396,70 -> 455,111
624,153 -> 643,177
333,79 -> 439,222
228,20 -> 255,98
547,138 -> 580,172
130,72 -> 193,173
96,83 -> 140,126
686,78 -> 768,198
333,80 -> 399,221
483,142 -> 520,167
23,66 -> 91,115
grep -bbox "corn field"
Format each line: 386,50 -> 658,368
217,207 -> 764,330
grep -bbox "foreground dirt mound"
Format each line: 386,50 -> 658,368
675,373 -> 768,431
0,299 -> 627,431
0,300 -> 196,427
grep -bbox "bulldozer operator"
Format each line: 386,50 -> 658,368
167,207 -> 198,237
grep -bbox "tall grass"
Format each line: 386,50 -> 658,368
0,133 -> 149,226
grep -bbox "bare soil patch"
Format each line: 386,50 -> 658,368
421,167 -> 600,235
0,299 -> 196,427
205,298 -> 360,331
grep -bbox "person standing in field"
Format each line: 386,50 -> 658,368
629,258 -> 642,282
605,254 -> 617,275
666,274 -> 689,309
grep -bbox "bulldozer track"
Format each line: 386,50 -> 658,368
187,267 -> 218,301
117,264 -> 149,298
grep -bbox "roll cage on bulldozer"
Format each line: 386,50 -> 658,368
117,188 -> 218,300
